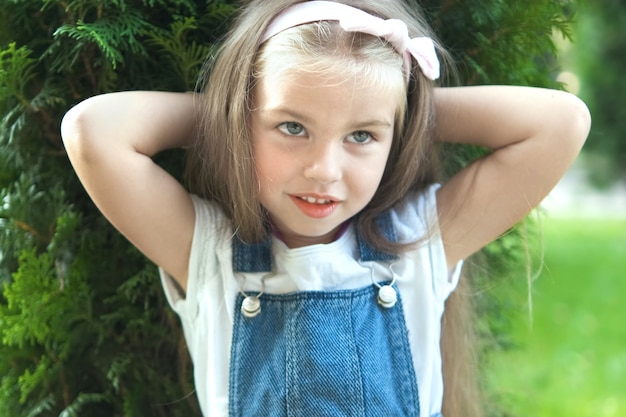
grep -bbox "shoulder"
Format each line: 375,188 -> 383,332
391,184 -> 463,300
189,194 -> 232,246
160,195 -> 233,306
389,184 -> 441,243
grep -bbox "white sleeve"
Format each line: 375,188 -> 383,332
421,184 -> 462,301
158,194 -> 223,332
158,196 -> 234,414
393,184 -> 463,302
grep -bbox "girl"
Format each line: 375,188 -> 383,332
60,0 -> 591,416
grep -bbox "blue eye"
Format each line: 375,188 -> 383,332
278,122 -> 306,136
347,131 -> 372,144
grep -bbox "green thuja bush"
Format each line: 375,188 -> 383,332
0,0 -> 576,416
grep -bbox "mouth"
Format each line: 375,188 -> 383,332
290,194 -> 340,218
295,196 -> 335,205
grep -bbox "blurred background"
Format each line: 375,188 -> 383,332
486,1 -> 626,415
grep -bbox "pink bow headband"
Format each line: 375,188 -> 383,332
261,1 -> 440,81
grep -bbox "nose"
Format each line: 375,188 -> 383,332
302,141 -> 342,184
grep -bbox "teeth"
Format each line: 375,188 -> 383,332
300,196 -> 332,204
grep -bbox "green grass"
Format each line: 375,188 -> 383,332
486,217 -> 626,417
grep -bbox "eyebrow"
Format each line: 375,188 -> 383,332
259,107 -> 393,129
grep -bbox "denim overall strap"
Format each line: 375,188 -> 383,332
355,211 -> 399,262
228,286 -> 420,417
232,211 -> 398,272
232,233 -> 273,272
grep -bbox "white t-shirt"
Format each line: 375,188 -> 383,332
160,184 -> 461,417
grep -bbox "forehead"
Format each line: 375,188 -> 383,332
252,70 -> 400,128
256,55 -> 405,101
254,24 -> 406,102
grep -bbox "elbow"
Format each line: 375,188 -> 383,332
60,105 -> 79,148
540,90 -> 592,168
61,99 -> 98,164
561,91 -> 592,154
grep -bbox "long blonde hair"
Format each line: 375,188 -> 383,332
187,0 -> 442,249
187,1 -> 482,415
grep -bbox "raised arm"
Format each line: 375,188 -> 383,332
61,91 -> 197,289
434,86 -> 591,268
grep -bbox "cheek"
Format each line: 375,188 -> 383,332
357,148 -> 392,195
344,164 -> 381,201
253,140 -> 292,191
253,147 -> 270,181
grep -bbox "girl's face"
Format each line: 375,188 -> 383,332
250,70 -> 399,248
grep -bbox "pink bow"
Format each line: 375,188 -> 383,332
339,16 -> 440,81
262,1 -> 440,81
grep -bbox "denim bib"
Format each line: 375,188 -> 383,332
228,213 -> 422,417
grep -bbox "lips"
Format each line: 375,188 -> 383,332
290,194 -> 340,218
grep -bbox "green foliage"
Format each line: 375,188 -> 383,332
1,0 -> 235,415
54,9 -> 152,69
425,0 -> 573,86
571,0 -> 626,186
0,42 -> 36,105
0,42 -> 37,149
146,17 -> 215,90
0,0 -> 576,416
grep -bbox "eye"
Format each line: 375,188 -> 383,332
278,122 -> 306,136
346,131 -> 373,144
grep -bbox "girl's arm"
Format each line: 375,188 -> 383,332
61,91 -> 197,290
434,86 -> 591,268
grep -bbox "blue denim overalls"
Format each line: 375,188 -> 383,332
228,214 -> 425,417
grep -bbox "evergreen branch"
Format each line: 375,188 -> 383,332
142,0 -> 196,13
0,43 -> 36,108
146,17 -> 213,90
13,220 -> 49,244
1,103 -> 27,145
24,393 -> 56,417
53,9 -> 152,69
17,355 -> 55,404
59,392 -> 111,417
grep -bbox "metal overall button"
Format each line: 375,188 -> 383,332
377,284 -> 398,308
365,259 -> 399,309
237,271 -> 275,319
241,295 -> 262,318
